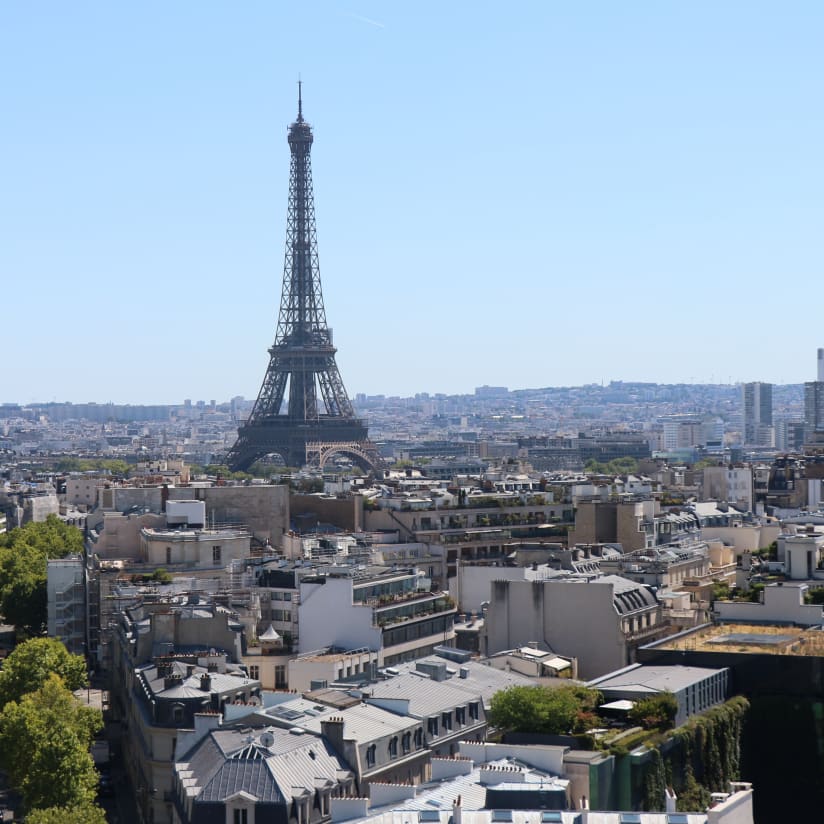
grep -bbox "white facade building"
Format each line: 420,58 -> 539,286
47,555 -> 86,656
299,569 -> 457,667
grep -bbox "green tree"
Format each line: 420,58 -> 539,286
0,515 -> 84,556
584,457 -> 639,475
711,580 -> 731,602
0,638 -> 88,709
0,517 -> 83,633
643,748 -> 667,811
26,802 -> 108,824
805,587 -> 824,605
0,674 -> 102,811
488,684 -> 602,735
629,692 -> 678,730
55,458 -> 129,476
0,542 -> 48,634
203,464 -> 253,481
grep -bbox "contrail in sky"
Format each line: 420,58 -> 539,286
344,12 -> 386,29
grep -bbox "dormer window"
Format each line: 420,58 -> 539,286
366,744 -> 376,767
388,736 -> 398,758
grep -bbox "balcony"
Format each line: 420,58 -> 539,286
374,593 -> 456,627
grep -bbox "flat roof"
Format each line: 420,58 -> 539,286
589,664 -> 725,693
650,623 -> 824,656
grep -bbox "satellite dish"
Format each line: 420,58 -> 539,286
259,731 -> 275,749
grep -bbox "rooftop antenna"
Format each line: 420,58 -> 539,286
298,76 -> 303,122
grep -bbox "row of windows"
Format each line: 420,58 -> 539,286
336,660 -> 374,679
427,703 -> 480,737
382,615 -> 453,647
365,728 -> 425,767
162,544 -> 224,564
245,664 -> 287,688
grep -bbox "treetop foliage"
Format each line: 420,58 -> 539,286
55,457 -> 130,476
0,515 -> 83,634
26,802 -> 108,824
488,684 -> 603,735
584,457 -> 639,475
628,691 -> 678,730
0,514 -> 84,556
0,637 -> 88,710
0,674 -> 102,811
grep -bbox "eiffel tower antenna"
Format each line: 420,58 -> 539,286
227,90 -> 381,473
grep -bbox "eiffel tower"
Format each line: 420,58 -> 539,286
227,87 -> 381,473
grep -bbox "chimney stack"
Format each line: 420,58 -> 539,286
452,795 -> 462,824
200,673 -> 212,692
321,716 -> 346,754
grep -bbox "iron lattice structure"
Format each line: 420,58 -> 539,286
227,90 -> 381,473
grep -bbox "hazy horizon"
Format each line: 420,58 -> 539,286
0,377 -> 810,409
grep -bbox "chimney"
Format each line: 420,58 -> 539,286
164,674 -> 182,690
321,716 -> 346,754
452,795 -> 462,824
186,665 -> 196,678
161,484 -> 169,513
200,673 -> 212,692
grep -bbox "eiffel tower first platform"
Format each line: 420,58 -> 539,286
227,88 -> 381,473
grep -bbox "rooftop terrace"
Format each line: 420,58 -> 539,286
652,622 -> 824,656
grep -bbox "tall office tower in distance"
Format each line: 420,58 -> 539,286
804,348 -> 824,445
227,88 -> 381,472
741,382 -> 773,446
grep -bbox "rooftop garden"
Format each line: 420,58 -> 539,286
488,682 -> 749,812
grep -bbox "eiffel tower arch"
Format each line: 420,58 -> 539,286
305,441 -> 383,472
226,87 -> 381,473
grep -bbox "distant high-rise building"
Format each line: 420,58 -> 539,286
741,382 -> 773,445
775,418 -> 805,452
804,348 -> 824,445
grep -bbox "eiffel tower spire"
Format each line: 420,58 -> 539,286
227,91 -> 380,473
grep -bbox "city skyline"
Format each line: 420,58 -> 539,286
2,2 -> 823,404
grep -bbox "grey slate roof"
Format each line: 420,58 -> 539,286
140,661 -> 255,699
178,725 -> 353,805
365,757 -> 567,816
300,702 -> 420,739
387,658 -> 536,708
366,673 -> 483,717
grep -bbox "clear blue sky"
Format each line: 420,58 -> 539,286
2,2 -> 823,404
